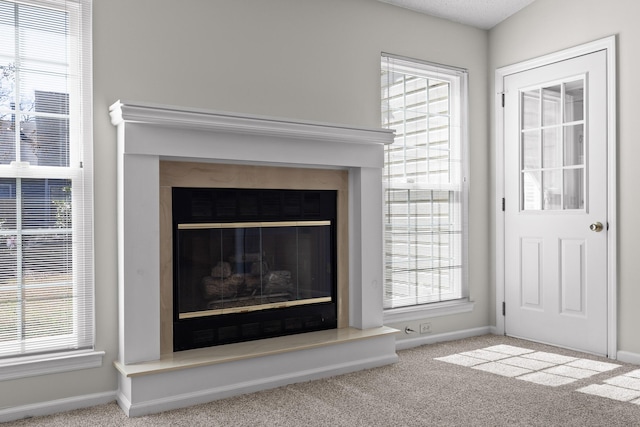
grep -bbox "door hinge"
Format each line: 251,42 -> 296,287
502,301 -> 506,316
501,93 -> 505,107
501,197 -> 505,212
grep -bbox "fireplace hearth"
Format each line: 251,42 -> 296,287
173,188 -> 338,350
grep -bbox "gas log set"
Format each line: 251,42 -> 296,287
203,258 -> 294,309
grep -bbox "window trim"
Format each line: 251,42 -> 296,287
381,53 -> 470,313
384,298 -> 474,324
0,349 -> 104,381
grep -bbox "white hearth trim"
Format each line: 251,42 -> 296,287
118,329 -> 398,417
115,327 -> 397,377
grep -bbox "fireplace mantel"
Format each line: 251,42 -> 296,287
109,101 -> 398,417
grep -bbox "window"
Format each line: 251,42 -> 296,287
0,0 -> 94,362
381,54 -> 468,310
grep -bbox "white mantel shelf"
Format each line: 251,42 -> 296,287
109,100 -> 392,169
110,101 -> 398,417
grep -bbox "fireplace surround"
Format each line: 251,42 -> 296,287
110,101 -> 399,417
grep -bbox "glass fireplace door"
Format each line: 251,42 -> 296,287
176,221 -> 333,319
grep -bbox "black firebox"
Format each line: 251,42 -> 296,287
172,187 -> 338,351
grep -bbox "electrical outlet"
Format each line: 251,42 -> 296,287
420,322 -> 432,334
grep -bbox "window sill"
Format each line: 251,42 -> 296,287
0,350 -> 105,381
383,299 -> 474,324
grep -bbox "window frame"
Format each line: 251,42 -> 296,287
0,0 -> 102,380
381,53 -> 471,321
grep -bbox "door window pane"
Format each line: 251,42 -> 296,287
543,170 -> 562,210
564,124 -> 584,166
543,128 -> 562,169
522,131 -> 540,170
522,171 -> 541,210
521,89 -> 540,130
563,169 -> 584,209
542,85 -> 562,126
564,80 -> 584,123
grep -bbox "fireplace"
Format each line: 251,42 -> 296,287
110,101 -> 399,417
173,187 -> 338,350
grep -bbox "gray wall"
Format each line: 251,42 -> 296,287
489,0 -> 640,355
1,0 -> 489,410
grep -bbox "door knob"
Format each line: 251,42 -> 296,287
590,222 -> 604,232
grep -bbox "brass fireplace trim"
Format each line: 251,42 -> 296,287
179,297 -> 333,319
159,161 -> 349,355
177,220 -> 331,229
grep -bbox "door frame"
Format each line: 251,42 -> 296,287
495,36 -> 617,358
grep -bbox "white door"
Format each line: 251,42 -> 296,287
503,50 -> 608,355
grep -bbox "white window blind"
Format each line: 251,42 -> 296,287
381,54 -> 467,309
0,0 -> 93,358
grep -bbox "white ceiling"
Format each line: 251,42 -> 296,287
379,0 -> 536,30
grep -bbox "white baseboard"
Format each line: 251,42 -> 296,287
616,350 -> 640,365
488,325 -> 501,335
0,391 -> 116,424
395,326 -> 494,351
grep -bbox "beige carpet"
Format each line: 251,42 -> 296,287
5,335 -> 640,426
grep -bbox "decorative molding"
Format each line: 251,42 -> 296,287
109,100 -> 394,147
496,36 -> 616,77
616,351 -> 640,366
110,101 -> 391,170
0,391 -> 116,424
0,350 -> 105,382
